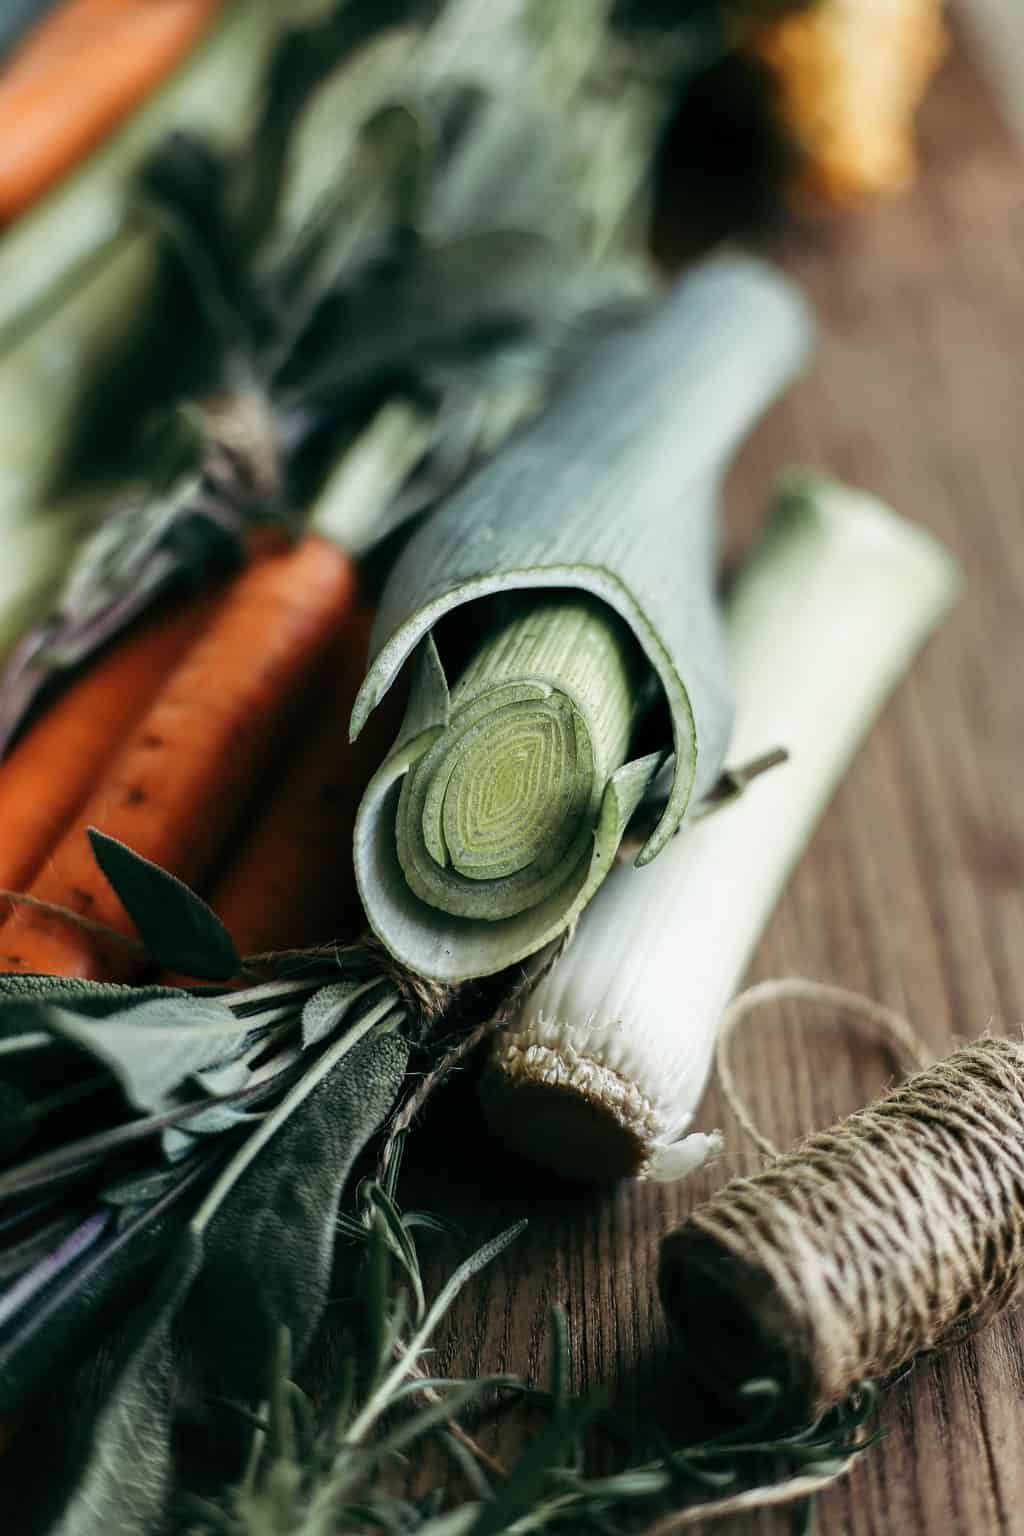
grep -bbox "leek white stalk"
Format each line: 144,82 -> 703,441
480,473 -> 961,1181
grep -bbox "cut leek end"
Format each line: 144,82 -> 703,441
479,1056 -> 649,1182
395,680 -> 599,919
355,737 -> 661,982
350,563 -> 702,861
772,468 -> 963,606
480,1017 -> 723,1183
352,592 -> 666,981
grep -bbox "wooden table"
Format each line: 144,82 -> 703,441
406,32 -> 1024,1536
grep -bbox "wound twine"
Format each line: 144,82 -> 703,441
660,980 -> 1024,1426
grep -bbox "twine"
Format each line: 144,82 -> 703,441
714,977 -> 933,1159
661,981 -> 1024,1426
0,889 -> 148,953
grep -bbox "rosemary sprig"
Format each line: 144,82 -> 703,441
177,1140 -> 882,1536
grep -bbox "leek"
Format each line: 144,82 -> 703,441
480,473 -> 961,1179
352,254 -> 812,982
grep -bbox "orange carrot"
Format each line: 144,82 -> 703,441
0,0 -> 223,224
0,536 -> 355,979
0,590 -> 220,898
188,606 -> 406,962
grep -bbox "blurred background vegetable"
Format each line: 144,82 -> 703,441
747,0 -> 948,210
0,0 -> 950,718
0,0 -> 225,225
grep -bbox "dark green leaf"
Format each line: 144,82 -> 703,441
556,1466 -> 672,1498
87,829 -> 241,979
181,1029 -> 409,1400
0,977 -> 187,1018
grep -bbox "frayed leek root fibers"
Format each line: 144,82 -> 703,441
480,474 -> 961,1181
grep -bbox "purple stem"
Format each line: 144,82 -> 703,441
0,1210 -> 109,1331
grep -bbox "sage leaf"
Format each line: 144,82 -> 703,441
47,1232 -> 203,1536
27,994 -> 248,1116
87,829 -> 241,979
169,1100 -> 260,1140
0,976 -> 185,1016
101,1165 -> 197,1208
300,978 -> 382,1048
181,1028 -> 409,1401
190,1058 -> 252,1098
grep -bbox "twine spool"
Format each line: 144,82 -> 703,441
660,989 -> 1024,1424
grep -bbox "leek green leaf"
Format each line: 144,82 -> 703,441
352,255 -> 812,980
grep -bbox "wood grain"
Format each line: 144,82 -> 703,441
404,34 -> 1024,1536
